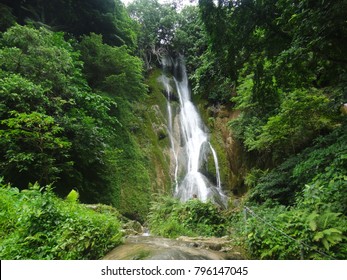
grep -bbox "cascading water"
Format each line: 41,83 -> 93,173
159,56 -> 227,208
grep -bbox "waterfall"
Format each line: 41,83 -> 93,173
159,56 -> 227,208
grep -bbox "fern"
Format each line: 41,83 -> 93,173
66,189 -> 79,203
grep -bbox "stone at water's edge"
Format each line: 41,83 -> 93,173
103,236 -> 245,260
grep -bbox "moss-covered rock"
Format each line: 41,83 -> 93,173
112,68 -> 172,222
195,100 -> 249,196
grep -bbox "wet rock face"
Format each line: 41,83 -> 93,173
122,221 -> 144,236
201,103 -> 249,196
103,236 -> 245,260
175,236 -> 245,259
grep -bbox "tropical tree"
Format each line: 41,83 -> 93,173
0,0 -> 137,48
127,0 -> 179,69
0,25 -> 119,203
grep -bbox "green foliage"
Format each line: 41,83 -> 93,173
0,25 -> 85,94
0,2 -> 175,230
66,189 -> 79,203
244,168 -> 268,189
0,4 -> 16,32
196,0 -> 346,161
0,111 -> 71,185
79,33 -> 147,98
0,74 -> 48,117
172,5 -> 208,75
247,88 -> 334,155
250,124 -> 347,208
148,196 -> 227,238
230,71 -> 336,160
298,175 -> 347,216
192,47 -> 233,104
274,0 -> 347,88
1,0 -> 137,48
110,124 -> 153,222
198,0 -> 347,92
128,0 -> 179,69
0,179 -> 18,240
127,0 -> 208,73
231,203 -> 347,260
0,182 -> 123,260
0,22 -> 170,221
233,123 -> 347,259
0,25 -> 121,204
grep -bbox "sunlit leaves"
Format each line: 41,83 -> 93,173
0,184 -> 122,259
66,189 -> 79,203
0,25 -> 86,104
0,74 -> 48,116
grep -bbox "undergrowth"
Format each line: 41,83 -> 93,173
0,181 -> 123,260
230,124 -> 347,259
148,196 -> 227,238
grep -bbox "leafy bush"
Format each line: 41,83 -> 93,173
248,88 -> 333,155
148,196 -> 227,238
231,203 -> 347,260
249,156 -> 303,205
0,182 -> 123,260
233,123 -> 347,259
230,86 -> 335,159
249,123 -> 347,207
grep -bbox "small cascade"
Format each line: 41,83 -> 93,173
209,143 -> 222,190
142,228 -> 150,237
159,74 -> 179,189
159,56 -> 227,208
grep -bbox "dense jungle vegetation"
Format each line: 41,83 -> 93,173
0,0 -> 346,260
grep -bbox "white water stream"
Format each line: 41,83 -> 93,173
159,56 -> 227,207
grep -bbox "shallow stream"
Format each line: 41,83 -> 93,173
103,235 -> 244,260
